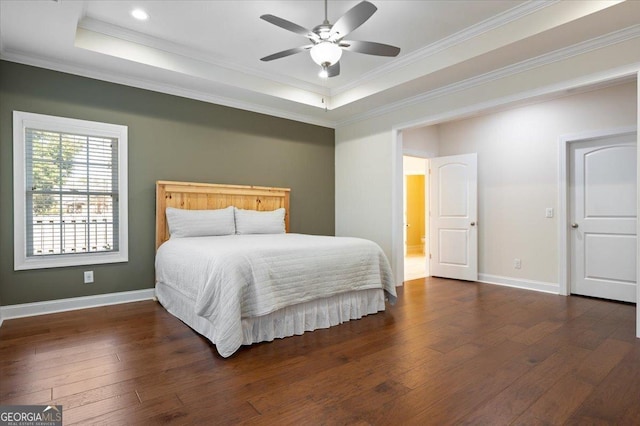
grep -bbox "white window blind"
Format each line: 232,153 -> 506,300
14,111 -> 128,270
26,129 -> 119,256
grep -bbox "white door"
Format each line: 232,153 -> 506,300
570,133 -> 637,302
430,153 -> 478,281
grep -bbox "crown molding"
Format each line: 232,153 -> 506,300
337,24 -> 640,127
331,0 -> 558,96
77,1 -> 556,103
0,49 -> 336,128
392,62 -> 640,134
78,17 -> 329,97
4,12 -> 636,131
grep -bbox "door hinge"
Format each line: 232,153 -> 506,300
429,253 -> 432,259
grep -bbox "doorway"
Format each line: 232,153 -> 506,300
403,155 -> 427,281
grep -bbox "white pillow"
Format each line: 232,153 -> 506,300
166,206 -> 235,238
235,207 -> 286,234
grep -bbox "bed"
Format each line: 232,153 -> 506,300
154,181 -> 396,357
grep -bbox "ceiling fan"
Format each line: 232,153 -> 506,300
260,0 -> 401,78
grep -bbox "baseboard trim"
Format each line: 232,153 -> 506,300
0,276 -> 560,325
0,288 -> 156,323
478,273 -> 560,295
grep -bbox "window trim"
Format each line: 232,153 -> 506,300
13,111 -> 128,270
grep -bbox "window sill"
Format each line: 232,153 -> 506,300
14,251 -> 128,270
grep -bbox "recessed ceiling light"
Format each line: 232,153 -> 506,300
131,9 -> 149,21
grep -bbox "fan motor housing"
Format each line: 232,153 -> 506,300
313,24 -> 333,40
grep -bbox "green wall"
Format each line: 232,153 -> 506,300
0,60 -> 335,306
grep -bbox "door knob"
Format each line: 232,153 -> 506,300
470,222 -> 476,226
571,223 -> 579,228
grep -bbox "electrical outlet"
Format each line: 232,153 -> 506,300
545,208 -> 554,218
514,258 -> 521,269
84,270 -> 94,284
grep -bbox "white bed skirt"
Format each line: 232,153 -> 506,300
156,282 -> 386,354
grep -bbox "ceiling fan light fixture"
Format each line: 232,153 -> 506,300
260,1 -> 400,79
310,42 -> 342,66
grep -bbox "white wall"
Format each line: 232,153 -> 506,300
437,82 -> 637,287
335,130 -> 394,252
403,126 -> 439,157
336,37 -> 640,289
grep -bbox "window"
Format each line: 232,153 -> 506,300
13,111 -> 128,270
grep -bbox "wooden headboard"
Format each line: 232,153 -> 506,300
155,180 -> 291,249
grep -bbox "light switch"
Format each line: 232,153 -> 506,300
545,208 -> 554,218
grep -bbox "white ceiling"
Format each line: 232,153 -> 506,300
1,0 -> 639,127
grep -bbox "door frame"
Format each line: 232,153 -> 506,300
557,126 -> 637,296
392,128 -> 436,287
403,151 -> 430,278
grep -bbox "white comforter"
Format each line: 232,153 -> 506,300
155,233 -> 396,357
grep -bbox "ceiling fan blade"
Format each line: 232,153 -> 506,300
327,62 -> 340,77
260,45 -> 312,62
329,1 -> 377,40
340,40 -> 400,57
260,14 -> 313,37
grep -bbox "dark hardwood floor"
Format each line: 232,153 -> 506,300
1,277 -> 638,425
